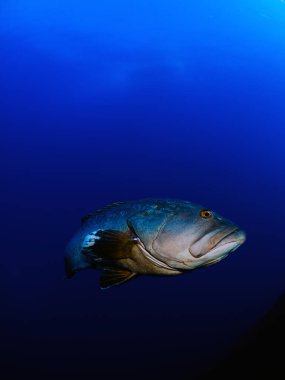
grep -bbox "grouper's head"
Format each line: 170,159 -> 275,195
129,201 -> 246,271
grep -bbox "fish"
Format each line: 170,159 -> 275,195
65,198 -> 246,289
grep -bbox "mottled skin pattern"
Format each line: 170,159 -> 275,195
65,198 -> 246,288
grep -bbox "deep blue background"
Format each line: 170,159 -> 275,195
1,1 -> 285,378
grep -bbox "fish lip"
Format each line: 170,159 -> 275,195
213,227 -> 240,249
207,228 -> 246,256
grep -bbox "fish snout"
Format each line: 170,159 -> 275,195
230,229 -> 246,246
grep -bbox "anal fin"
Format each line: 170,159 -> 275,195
100,269 -> 137,289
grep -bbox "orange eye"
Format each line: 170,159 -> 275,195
200,210 -> 212,219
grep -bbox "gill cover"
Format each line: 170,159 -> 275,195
128,207 -> 172,254
129,206 -> 201,267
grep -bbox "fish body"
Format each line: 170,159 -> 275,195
65,198 -> 246,289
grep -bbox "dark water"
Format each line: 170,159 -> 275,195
1,1 -> 285,378
203,291 -> 285,379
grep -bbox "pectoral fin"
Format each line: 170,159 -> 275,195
82,229 -> 134,261
100,269 -> 137,289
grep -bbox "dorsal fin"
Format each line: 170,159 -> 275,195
81,201 -> 129,225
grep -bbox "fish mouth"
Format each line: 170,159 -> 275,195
206,228 -> 246,257
214,227 -> 239,248
189,227 -> 246,259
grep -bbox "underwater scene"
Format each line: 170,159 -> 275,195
1,1 -> 285,379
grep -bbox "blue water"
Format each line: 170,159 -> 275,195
1,1 -> 285,378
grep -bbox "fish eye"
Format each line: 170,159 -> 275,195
200,210 -> 212,219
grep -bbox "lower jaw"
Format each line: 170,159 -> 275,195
201,242 -> 241,266
204,255 -> 226,267
206,241 -> 240,257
